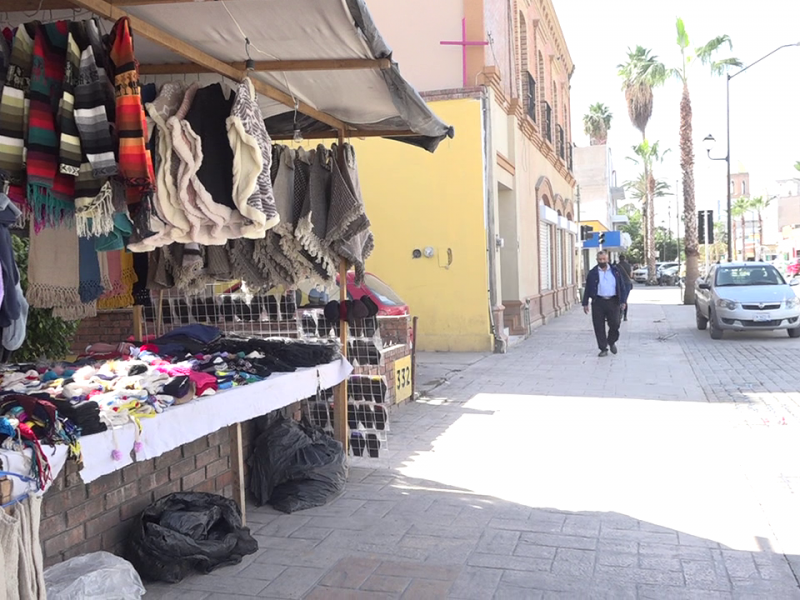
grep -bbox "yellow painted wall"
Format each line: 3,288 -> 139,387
350,99 -> 492,352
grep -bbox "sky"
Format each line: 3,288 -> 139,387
557,0 -> 800,231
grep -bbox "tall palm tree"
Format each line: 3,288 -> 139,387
673,18 -> 741,303
749,195 -> 772,259
618,47 -> 667,283
731,197 -> 752,260
628,140 -> 670,284
583,103 -> 613,145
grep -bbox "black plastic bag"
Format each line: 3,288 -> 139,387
126,492 -> 258,583
248,416 -> 347,513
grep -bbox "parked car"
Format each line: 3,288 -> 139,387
694,262 -> 800,339
658,265 -> 681,286
787,258 -> 800,277
633,267 -> 649,283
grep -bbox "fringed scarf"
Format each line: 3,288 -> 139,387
26,219 -> 82,317
78,234 -> 104,303
97,249 -> 136,309
0,23 -> 36,197
107,17 -> 154,207
295,145 -> 336,280
58,21 -> 82,178
73,20 -> 117,237
27,21 -> 75,231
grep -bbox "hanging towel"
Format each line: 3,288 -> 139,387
15,495 -> 46,600
27,21 -> 75,231
57,22 -> 83,178
0,505 -> 22,600
0,23 -> 36,189
226,77 -> 279,238
98,249 -> 136,309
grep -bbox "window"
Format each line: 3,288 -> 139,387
741,180 -> 747,195
567,233 -> 574,285
556,229 -> 564,288
540,222 -> 552,291
526,73 -> 536,122
542,101 -> 552,142
730,179 -> 735,194
715,266 -> 785,287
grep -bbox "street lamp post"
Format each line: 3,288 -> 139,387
703,42 -> 800,262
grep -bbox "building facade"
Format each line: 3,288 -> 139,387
355,0 -> 578,352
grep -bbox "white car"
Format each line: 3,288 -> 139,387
694,262 -> 800,339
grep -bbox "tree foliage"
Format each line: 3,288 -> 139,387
583,103 -> 613,145
11,234 -> 79,362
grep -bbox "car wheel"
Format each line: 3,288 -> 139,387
709,309 -> 724,340
788,327 -> 800,339
695,305 -> 708,330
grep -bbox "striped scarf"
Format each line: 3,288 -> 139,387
58,21 -> 83,178
27,21 -> 75,231
107,17 -> 154,204
0,23 -> 36,190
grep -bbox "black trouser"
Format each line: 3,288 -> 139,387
592,297 -> 620,351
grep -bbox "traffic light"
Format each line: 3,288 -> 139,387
581,225 -> 594,240
698,210 -> 714,244
598,232 -> 606,245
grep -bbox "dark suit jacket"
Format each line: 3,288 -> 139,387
582,265 -> 630,306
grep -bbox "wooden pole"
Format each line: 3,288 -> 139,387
230,423 -> 247,525
332,132 -> 349,455
139,58 -> 391,75
155,290 -> 165,337
132,305 -> 144,342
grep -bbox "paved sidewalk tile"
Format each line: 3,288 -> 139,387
147,288 -> 800,599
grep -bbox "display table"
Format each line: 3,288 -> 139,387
0,358 -> 352,500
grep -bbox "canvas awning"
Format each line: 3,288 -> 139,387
1,0 -> 454,152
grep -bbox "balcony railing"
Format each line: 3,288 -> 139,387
525,73 -> 536,122
568,145 -> 573,172
542,101 -> 552,143
557,124 -> 565,159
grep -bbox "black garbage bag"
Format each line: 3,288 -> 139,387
248,416 -> 347,513
127,492 -> 258,583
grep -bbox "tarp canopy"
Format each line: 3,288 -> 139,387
1,0 -> 454,152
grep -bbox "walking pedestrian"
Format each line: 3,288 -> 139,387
617,253 -> 633,322
582,250 -> 629,357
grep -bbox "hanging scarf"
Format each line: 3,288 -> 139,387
97,249 -> 136,309
58,21 -> 83,178
78,234 -> 104,303
295,145 -> 335,280
0,23 -> 36,193
107,15 -> 155,245
26,219 -> 84,318
27,21 -> 75,231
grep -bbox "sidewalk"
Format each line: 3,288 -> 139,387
144,287 -> 800,599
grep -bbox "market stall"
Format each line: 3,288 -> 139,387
0,0 -> 452,577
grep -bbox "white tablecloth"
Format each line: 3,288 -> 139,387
1,358 -> 352,500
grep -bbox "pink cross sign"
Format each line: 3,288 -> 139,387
440,18 -> 489,87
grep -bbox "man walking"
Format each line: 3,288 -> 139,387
582,250 -> 629,357
617,253 -> 633,322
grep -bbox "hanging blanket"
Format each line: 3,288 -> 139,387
229,239 -> 271,289
27,21 -> 75,231
226,77 -> 279,238
269,145 -> 311,281
0,23 -> 35,191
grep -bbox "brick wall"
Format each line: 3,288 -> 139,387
41,426 -> 233,567
70,310 -> 135,355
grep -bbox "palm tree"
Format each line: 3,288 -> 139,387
628,140 -> 670,284
672,18 -> 741,303
583,103 -> 612,146
749,195 -> 772,259
731,197 -> 752,260
618,47 -> 667,284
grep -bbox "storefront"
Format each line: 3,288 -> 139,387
0,0 -> 452,583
